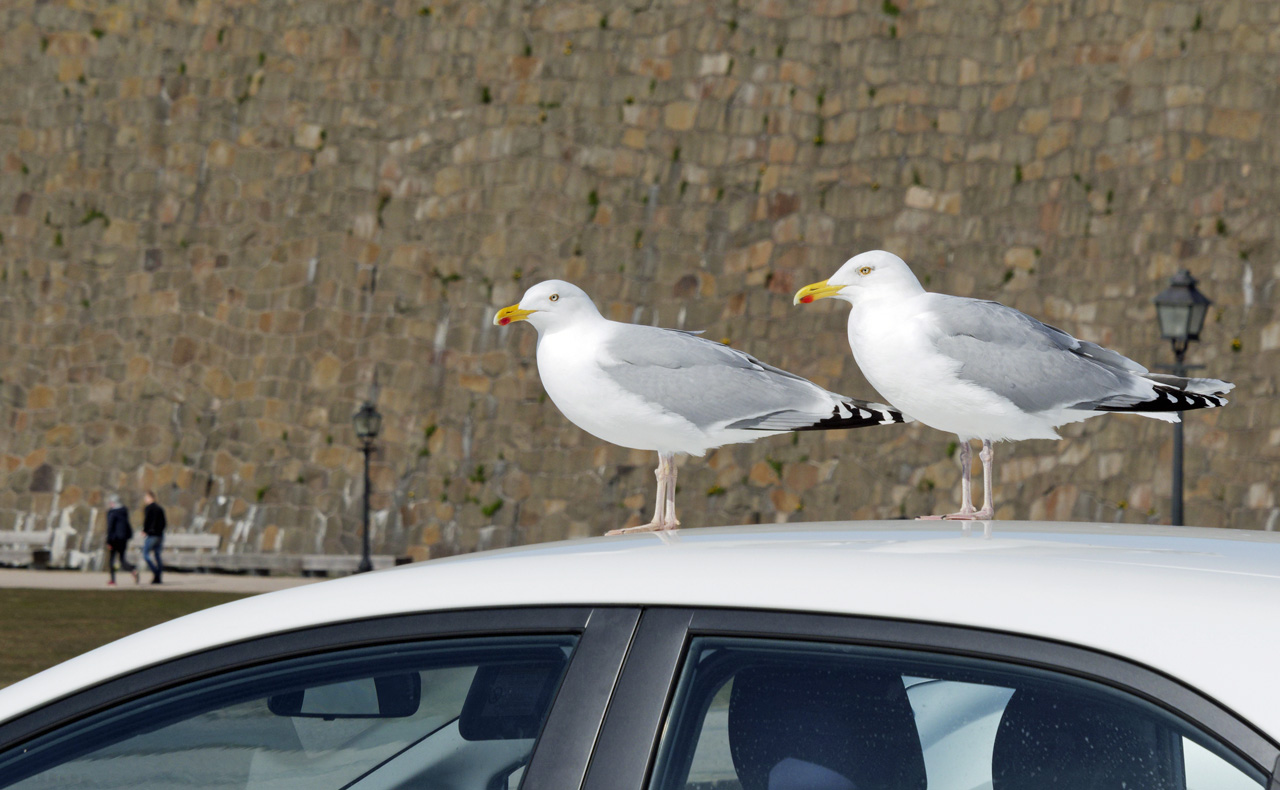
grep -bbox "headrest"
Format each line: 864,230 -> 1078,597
458,649 -> 568,741
727,663 -> 927,790
992,689 -> 1177,790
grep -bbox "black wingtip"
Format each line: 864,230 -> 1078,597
791,401 -> 907,432
1095,385 -> 1229,414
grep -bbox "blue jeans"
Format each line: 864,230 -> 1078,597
143,535 -> 164,581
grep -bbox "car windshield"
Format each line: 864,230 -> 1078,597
0,635 -> 578,790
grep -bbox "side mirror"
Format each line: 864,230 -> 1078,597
268,672 -> 421,719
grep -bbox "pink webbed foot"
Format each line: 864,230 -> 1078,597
917,508 -> 973,521
606,521 -> 677,536
916,506 -> 993,521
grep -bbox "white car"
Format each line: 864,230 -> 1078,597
0,521 -> 1277,790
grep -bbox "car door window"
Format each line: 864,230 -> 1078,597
649,637 -> 1264,790
0,635 -> 577,790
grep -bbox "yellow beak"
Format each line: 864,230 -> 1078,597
793,279 -> 844,305
494,304 -> 536,326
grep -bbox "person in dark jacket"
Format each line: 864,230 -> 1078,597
141,490 -> 167,584
104,494 -> 139,586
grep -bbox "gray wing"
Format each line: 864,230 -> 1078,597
927,295 -> 1153,413
601,324 -> 900,430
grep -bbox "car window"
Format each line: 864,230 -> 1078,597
0,635 -> 577,790
649,637 -> 1264,790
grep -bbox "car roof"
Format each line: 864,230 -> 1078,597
3,521 -> 1280,737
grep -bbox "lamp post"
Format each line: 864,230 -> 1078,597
352,400 -> 382,573
1152,270 -> 1211,527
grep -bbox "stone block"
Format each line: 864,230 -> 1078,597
1165,85 -> 1205,108
1003,246 -> 1036,271
294,124 -> 325,150
664,102 -> 698,131
905,186 -> 936,210
770,488 -> 802,514
27,386 -> 56,410
748,461 -> 780,487
1036,124 -> 1073,158
1261,322 -> 1280,352
783,462 -> 821,494
311,355 -> 341,388
1207,108 -> 1261,141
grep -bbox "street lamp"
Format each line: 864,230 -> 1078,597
1152,270 -> 1212,527
352,400 -> 382,573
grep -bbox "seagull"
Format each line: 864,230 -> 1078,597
494,280 -> 907,533
794,250 -> 1233,520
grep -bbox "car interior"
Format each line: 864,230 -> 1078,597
648,637 -> 1262,790
0,636 -> 577,790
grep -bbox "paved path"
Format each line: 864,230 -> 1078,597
0,568 -> 321,594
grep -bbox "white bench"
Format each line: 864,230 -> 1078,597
122,533 -> 405,577
197,553 -> 401,576
0,530 -> 53,568
127,533 -> 222,570
206,553 -> 304,576
300,554 -> 401,576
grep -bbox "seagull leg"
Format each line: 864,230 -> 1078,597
934,440 -> 995,520
969,440 -> 996,520
661,456 -> 681,529
607,452 -> 679,535
918,440 -> 979,520
649,454 -> 669,525
957,440 -> 975,515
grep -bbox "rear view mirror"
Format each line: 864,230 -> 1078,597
268,672 -> 421,719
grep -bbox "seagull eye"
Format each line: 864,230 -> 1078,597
549,294 -> 559,302
858,266 -> 873,276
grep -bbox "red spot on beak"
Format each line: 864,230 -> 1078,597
800,295 -> 814,303
498,317 -> 511,326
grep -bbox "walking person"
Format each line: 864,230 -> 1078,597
104,494 -> 139,586
142,490 -> 167,585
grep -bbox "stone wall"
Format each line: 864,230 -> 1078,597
1,0 -> 1277,564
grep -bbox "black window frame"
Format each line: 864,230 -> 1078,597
582,607 -> 1280,790
0,606 -> 642,790
4,604 -> 1276,790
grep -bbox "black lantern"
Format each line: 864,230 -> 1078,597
1151,271 -> 1212,528
1153,270 -> 1211,358
352,400 -> 382,573
353,401 -> 383,445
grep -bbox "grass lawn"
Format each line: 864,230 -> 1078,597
0,589 -> 249,689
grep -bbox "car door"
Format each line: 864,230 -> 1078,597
583,608 -> 1279,790
0,607 -> 640,790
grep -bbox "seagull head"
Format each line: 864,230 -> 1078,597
794,250 -> 925,306
494,279 -> 601,330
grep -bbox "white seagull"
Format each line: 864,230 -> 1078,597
495,280 -> 906,533
794,250 -> 1233,520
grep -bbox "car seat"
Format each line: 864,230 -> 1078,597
992,688 -> 1180,790
727,663 -> 927,790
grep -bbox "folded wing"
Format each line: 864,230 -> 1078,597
927,296 -> 1231,414
601,325 -> 904,432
